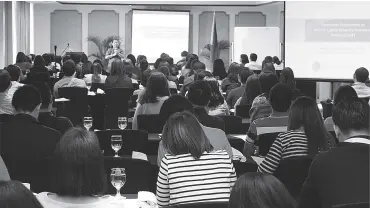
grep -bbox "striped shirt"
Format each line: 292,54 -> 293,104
258,130 -> 308,174
156,150 -> 236,207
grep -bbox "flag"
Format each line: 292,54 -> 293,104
210,11 -> 218,72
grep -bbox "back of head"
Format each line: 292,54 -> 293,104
160,53 -> 169,62
141,69 -> 152,88
137,55 -> 146,64
167,57 -> 174,66
140,60 -> 149,72
62,60 -> 76,77
126,54 -> 136,66
333,85 -> 358,105
82,61 -> 93,75
32,82 -> 52,109
0,180 -> 44,208
239,67 -> 252,84
181,51 -> 188,57
187,80 -> 211,107
158,66 -> 170,77
141,71 -> 170,104
279,67 -> 295,89
205,78 -> 224,108
12,85 -> 42,113
228,63 -> 241,83
273,56 -> 281,65
250,53 -> 257,62
229,172 -> 296,208
110,59 -> 125,76
52,127 -> 106,196
333,98 -> 369,139
42,53 -> 52,66
355,67 -> 369,83
185,54 -> 199,69
192,61 -> 206,71
0,70 -> 11,92
194,69 -> 213,81
62,55 -> 72,65
240,74 -> 261,105
240,54 -> 249,64
262,62 -> 276,74
33,55 -> 45,67
213,59 -> 225,73
264,56 -> 273,63
16,52 -> 27,63
5,65 -> 21,82
269,83 -> 292,112
258,72 -> 278,96
288,96 -> 329,158
162,111 -> 213,159
159,95 -> 194,123
81,53 -> 88,64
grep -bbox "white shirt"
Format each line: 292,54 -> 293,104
352,82 -> 370,98
53,76 -> 87,98
274,63 -> 284,71
245,61 -> 262,71
7,81 -> 24,97
83,74 -> 107,84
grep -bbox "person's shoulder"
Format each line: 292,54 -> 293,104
39,124 -> 62,137
202,125 -> 226,136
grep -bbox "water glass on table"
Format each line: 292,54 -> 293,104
111,168 -> 126,198
111,135 -> 122,157
118,117 -> 127,130
83,117 -> 93,130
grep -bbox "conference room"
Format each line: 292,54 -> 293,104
0,1 -> 369,208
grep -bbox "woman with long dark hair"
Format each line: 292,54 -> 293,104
25,55 -> 51,85
132,71 -> 170,129
279,67 -> 302,100
15,52 -> 32,76
0,180 -> 44,208
84,63 -> 107,85
229,172 -> 296,208
221,62 -> 241,92
157,111 -> 236,207
235,74 -> 261,108
205,78 -> 230,116
212,59 -> 227,80
104,59 -> 133,89
258,96 -> 335,174
181,53 -> 199,78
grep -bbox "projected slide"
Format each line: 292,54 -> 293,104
132,10 -> 189,63
285,2 -> 370,80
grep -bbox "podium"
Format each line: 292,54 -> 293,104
66,52 -> 85,63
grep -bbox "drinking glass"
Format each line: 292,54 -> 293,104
110,168 -> 126,197
111,135 -> 122,157
118,117 -> 127,130
83,117 -> 93,130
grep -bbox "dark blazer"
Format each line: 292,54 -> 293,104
38,112 -> 73,134
193,107 -> 225,132
299,142 -> 370,208
105,75 -> 133,89
1,114 -> 61,159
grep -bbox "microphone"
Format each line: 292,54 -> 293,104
54,45 -> 57,54
67,43 -> 69,47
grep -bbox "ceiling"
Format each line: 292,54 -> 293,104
49,1 -> 276,6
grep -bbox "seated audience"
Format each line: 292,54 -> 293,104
0,70 -> 14,114
42,53 -> 54,71
81,60 -> 93,78
33,82 -> 73,134
244,83 -> 292,156
134,69 -> 151,103
14,52 -> 32,77
261,62 -> 276,74
157,95 -> 233,165
226,67 -> 252,108
157,111 -> 236,207
126,54 -> 142,80
26,55 -> 51,85
139,59 -> 149,73
258,96 -> 335,174
0,180 -> 43,208
221,62 -> 241,93
53,60 -> 87,98
324,85 -> 358,131
250,72 -> 278,122
229,172 -> 296,208
84,63 -> 107,85
183,61 -> 206,86
2,85 -> 61,161
176,50 -> 188,67
181,53 -> 198,78
279,67 -> 302,100
5,65 -> 24,96
213,59 -> 227,80
234,74 -> 261,109
132,71 -> 170,129
352,67 -> 370,99
245,53 -> 262,71
37,128 -> 124,207
187,80 -> 225,131
205,78 -> 230,116
104,59 -> 133,89
299,98 -> 370,208
273,56 -> 284,71
240,54 -> 249,66
158,66 -> 177,89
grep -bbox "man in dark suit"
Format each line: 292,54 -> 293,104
187,80 -> 225,131
1,85 -> 61,161
299,98 -> 370,208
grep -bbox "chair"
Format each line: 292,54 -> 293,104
137,114 -> 164,133
105,88 -> 134,129
58,87 -> 89,126
333,202 -> 370,208
164,202 -> 229,208
274,156 -> 313,199
233,160 -> 257,177
95,129 -> 148,156
218,115 -> 244,134
0,114 -> 13,123
235,105 -> 252,118
90,83 -> 105,92
227,136 -> 245,153
104,157 -> 153,194
320,100 -> 333,119
256,132 -> 282,156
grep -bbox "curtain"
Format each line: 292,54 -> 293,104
16,1 -> 30,55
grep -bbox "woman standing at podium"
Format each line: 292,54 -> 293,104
105,39 -> 125,73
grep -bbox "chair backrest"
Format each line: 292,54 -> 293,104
274,156 -> 313,199
164,202 -> 229,208
95,129 -> 148,155
320,100 -> 333,119
90,83 -> 105,92
103,157 -> 153,194
218,115 -> 243,134
137,114 -> 164,133
235,105 -> 252,118
0,114 -> 13,123
333,202 -> 370,208
232,160 -> 258,178
58,87 -> 89,125
105,88 -> 134,129
256,132 -> 282,156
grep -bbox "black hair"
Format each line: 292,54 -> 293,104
239,67 -> 252,84
167,57 -> 174,66
333,85 -> 358,105
33,55 -> 46,67
239,74 -> 261,105
162,111 -> 213,159
264,56 -> 273,63
82,61 -> 93,76
154,58 -> 162,69
192,61 -> 206,71
354,67 -> 369,83
139,60 -> 149,72
229,172 -> 296,208
126,54 -> 136,66
52,127 -> 107,196
5,65 -> 21,81
92,59 -> 104,70
62,55 -> 72,65
258,72 -> 278,97
159,94 -> 194,123
262,62 -> 276,74
0,180 -> 44,208
181,51 -> 188,57
0,70 -> 11,92
12,85 -> 42,112
213,59 -> 227,80
81,53 -> 88,64
205,79 -> 224,108
92,63 -> 103,83
250,53 -> 257,62
333,97 -> 369,132
62,60 -> 76,76
158,66 -> 170,77
279,67 -> 296,90
16,52 -> 27,63
187,80 -> 211,107
141,69 -> 152,88
227,63 -> 241,83
32,82 -> 52,109
240,54 -> 249,64
273,56 -> 281,65
184,54 -> 199,69
269,83 -> 292,112
140,71 -> 170,104
42,53 -> 52,66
